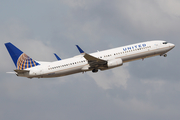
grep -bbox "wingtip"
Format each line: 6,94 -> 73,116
54,53 -> 61,60
76,45 -> 85,53
4,42 -> 11,45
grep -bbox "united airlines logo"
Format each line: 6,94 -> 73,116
17,53 -> 39,70
123,44 -> 146,51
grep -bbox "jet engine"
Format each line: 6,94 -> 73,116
107,58 -> 123,68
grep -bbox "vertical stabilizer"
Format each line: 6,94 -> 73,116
5,42 -> 40,70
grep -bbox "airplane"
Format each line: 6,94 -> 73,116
4,40 -> 175,78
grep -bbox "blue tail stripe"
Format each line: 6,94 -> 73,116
28,63 -> 31,68
25,60 -> 27,69
21,60 -> 25,70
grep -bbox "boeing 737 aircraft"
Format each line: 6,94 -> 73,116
5,40 -> 175,78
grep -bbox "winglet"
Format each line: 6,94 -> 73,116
54,53 -> 61,60
76,45 -> 85,53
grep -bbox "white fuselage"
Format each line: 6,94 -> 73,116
18,40 -> 175,78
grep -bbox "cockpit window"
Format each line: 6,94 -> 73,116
163,42 -> 168,44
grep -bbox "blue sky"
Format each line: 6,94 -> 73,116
0,0 -> 180,120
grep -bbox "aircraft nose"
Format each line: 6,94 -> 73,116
170,43 -> 175,49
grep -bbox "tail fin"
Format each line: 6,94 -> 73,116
5,42 -> 40,70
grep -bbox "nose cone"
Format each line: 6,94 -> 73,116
170,43 -> 175,49
171,44 -> 175,48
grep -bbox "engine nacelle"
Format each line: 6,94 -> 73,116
107,58 -> 123,68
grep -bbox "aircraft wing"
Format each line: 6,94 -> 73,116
83,53 -> 105,62
76,45 -> 107,69
83,53 -> 107,69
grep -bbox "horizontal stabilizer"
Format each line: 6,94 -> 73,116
14,69 -> 29,74
6,72 -> 16,74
